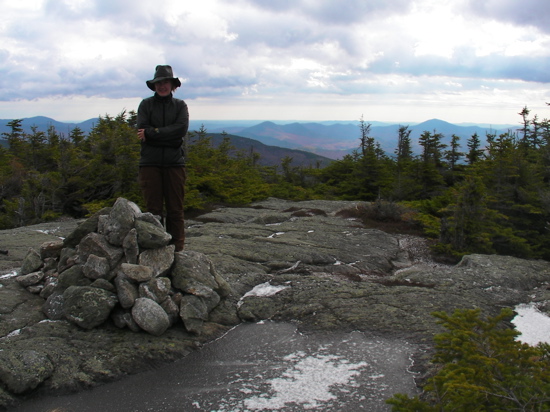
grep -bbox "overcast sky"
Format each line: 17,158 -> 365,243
1,0 -> 549,125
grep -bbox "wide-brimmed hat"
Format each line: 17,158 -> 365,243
146,65 -> 182,91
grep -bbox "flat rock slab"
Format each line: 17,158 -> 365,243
12,321 -> 420,412
1,198 -> 550,410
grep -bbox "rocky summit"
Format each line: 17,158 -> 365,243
0,197 -> 549,409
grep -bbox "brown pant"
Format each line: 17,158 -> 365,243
139,166 -> 186,251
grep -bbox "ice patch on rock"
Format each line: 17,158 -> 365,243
243,351 -> 368,410
512,303 -> 550,346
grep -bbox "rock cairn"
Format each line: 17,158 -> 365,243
15,198 -> 231,336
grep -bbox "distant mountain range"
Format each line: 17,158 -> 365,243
1,116 -> 520,161
199,133 -> 334,168
0,116 -> 98,136
209,119 -> 520,159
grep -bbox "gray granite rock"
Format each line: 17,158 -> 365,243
83,254 -> 111,280
138,245 -> 175,277
120,262 -> 154,283
180,294 -> 209,334
19,248 -> 42,275
135,219 -> 171,249
0,349 -> 54,394
1,198 -> 550,410
39,240 -> 64,260
100,198 -> 141,247
131,297 -> 170,336
58,264 -> 91,288
42,291 -> 65,320
78,232 -> 124,270
15,271 -> 44,288
63,207 -> 111,248
122,228 -> 139,264
115,275 -> 139,309
63,286 -> 118,329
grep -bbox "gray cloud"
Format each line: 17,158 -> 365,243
0,0 -> 548,124
243,0 -> 413,24
464,0 -> 550,33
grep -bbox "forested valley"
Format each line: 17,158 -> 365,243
1,105 -> 549,261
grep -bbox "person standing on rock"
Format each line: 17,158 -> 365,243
137,65 -> 189,251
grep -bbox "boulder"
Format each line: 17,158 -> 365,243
172,250 -> 230,297
131,298 -> 170,336
138,245 -> 175,277
63,286 -> 118,329
160,295 -> 180,325
39,276 -> 58,299
19,248 -> 42,275
180,294 -> 209,334
83,254 -> 111,280
58,264 -> 90,288
63,207 -> 112,248
90,278 -> 117,292
136,212 -> 164,228
120,263 -> 154,283
15,271 -> 44,288
138,277 -> 171,303
123,228 -> 139,264
39,240 -> 64,260
114,276 -> 139,309
0,350 -> 54,394
99,198 -> 140,247
78,232 -> 124,270
42,291 -> 65,320
135,219 -> 171,249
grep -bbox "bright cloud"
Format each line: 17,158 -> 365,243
0,0 -> 549,123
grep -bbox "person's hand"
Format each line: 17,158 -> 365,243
137,129 -> 146,142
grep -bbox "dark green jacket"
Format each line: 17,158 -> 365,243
137,93 -> 189,167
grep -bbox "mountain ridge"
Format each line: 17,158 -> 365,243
1,116 -> 520,160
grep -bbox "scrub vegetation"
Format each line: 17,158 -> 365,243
1,105 -> 549,260
387,308 -> 550,411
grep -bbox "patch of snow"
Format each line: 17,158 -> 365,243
1,329 -> 21,340
237,282 -> 290,308
34,228 -> 60,235
277,261 -> 301,274
268,232 -> 285,238
242,351 -> 368,410
34,227 -> 65,239
242,282 -> 290,299
512,303 -> 550,346
0,271 -> 18,279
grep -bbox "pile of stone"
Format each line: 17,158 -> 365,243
15,198 -> 231,336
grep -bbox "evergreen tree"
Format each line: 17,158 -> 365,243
417,130 -> 447,198
443,134 -> 464,185
387,308 -> 550,411
519,105 -> 531,150
78,112 -> 141,210
466,132 -> 483,164
389,125 -> 422,200
1,119 -> 25,160
185,127 -> 270,209
438,174 -> 520,255
444,134 -> 463,170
